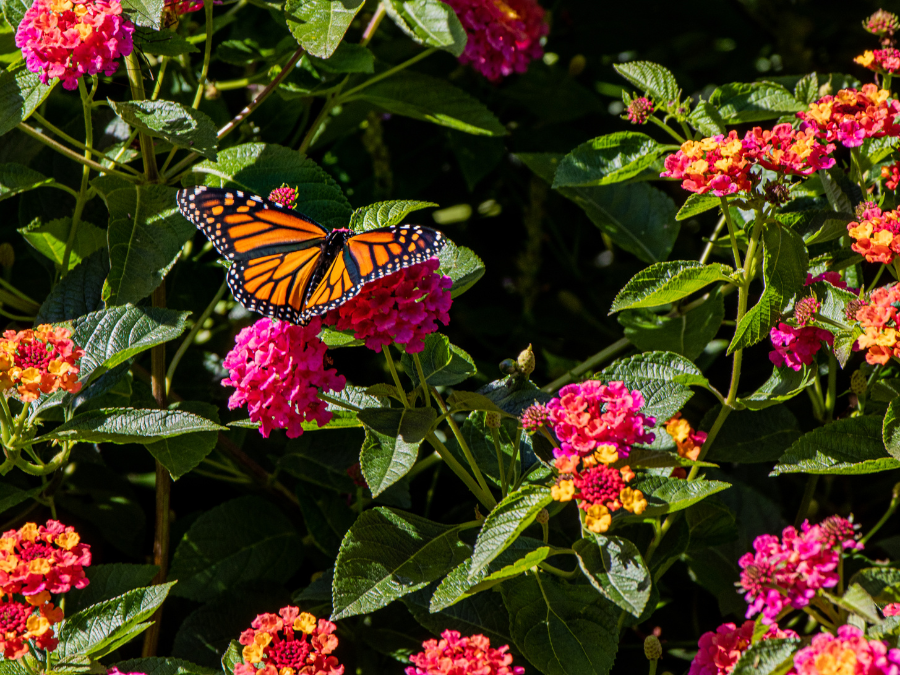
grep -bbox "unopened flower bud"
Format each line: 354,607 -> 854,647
0,243 -> 14,268
517,344 -> 535,375
763,182 -> 790,205
204,82 -> 219,100
893,481 -> 900,501
568,54 -> 586,76
625,96 -> 654,125
851,370 -> 867,397
485,411 -> 502,429
499,358 -> 518,375
794,296 -> 820,326
535,508 -> 549,525
474,505 -> 485,521
644,635 -> 662,660
846,298 -> 867,322
864,9 -> 899,38
856,201 -> 879,219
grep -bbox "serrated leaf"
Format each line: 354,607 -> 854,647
221,642 -> 242,675
446,391 -> 504,414
573,535 -> 651,617
827,583 -> 880,623
625,476 -> 731,518
382,0 -> 466,56
820,167 -> 857,213
501,574 -> 619,675
738,366 -> 815,410
295,484 -> 355,556
35,249 -> 109,324
0,163 -> 53,200
35,407 -> 225,444
676,192 -> 721,221
688,100 -> 726,136
332,507 -> 469,619
469,485 -> 552,577
66,564 -> 160,613
56,583 -> 175,658
477,374 -> 551,416
611,261 -> 733,312
729,224 -> 807,354
614,61 -> 679,102
361,428 -> 420,497
1,0 -> 28,28
850,568 -> 900,604
120,0 -> 164,29
885,398 -> 900,460
352,70 -> 506,136
553,132 -> 670,188
283,0 -> 364,58
437,239 -> 484,297
308,42 -> 374,73
600,351 -> 701,421
703,405 -> 802,463
771,415 -> 900,475
709,82 -> 804,123
134,28 -> 199,56
0,62 -> 54,137
730,638 -> 801,675
189,143 -> 351,229
404,586 -> 515,650
112,658 -> 217,675
794,73 -> 818,105
349,200 -> 437,233
400,333 -> 476,387
19,217 -> 105,271
111,100 -> 217,160
357,407 -> 436,444
143,401 -> 219,480
169,496 -> 303,601
619,292 -> 725,361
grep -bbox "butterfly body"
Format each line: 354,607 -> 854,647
176,186 -> 445,325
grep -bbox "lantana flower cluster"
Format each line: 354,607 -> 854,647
268,184 -> 298,209
797,84 -> 900,148
545,380 -> 656,460
883,161 -> 900,190
855,48 -> 900,75
689,621 -> 798,675
0,520 -> 91,659
848,202 -> 900,264
236,605 -> 342,675
221,317 -> 346,439
738,516 -> 861,623
789,625 -> 900,675
0,325 -> 84,402
742,124 -> 837,176
406,630 -> 523,675
442,0 -> 548,82
551,452 -> 646,534
665,413 -> 707,462
854,283 -> 900,365
769,323 -> 833,371
15,0 -> 135,90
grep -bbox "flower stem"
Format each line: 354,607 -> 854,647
340,48 -> 437,100
31,111 -> 140,175
793,475 -> 819,529
425,432 -> 494,509
61,79 -> 95,277
861,485 -> 900,545
165,279 -> 227,395
542,337 -> 630,392
360,1 -> 386,46
432,389 -> 494,504
192,0 -> 215,109
381,345 -> 409,407
124,52 -> 159,183
411,353 -> 431,408
490,427 -> 508,498
719,197 -> 743,270
17,123 -> 141,183
699,214 -> 727,265
646,114 -> 685,143
644,511 -> 681,565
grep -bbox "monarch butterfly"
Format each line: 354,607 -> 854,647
175,186 -> 446,325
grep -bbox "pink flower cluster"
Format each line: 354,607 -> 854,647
883,161 -> 900,190
236,605 -> 342,675
742,124 -> 836,176
221,317 -> 345,439
442,0 -> 547,81
689,621 -> 797,675
855,48 -> 900,75
768,323 -> 834,371
323,259 -> 452,354
848,202 -> 900,264
806,272 -> 848,290
0,520 -> 91,597
797,84 -> 900,148
546,380 -> 656,459
739,516 -> 861,623
661,131 -> 754,197
626,97 -> 654,125
268,185 -> 297,209
16,0 -> 134,90
406,630 -> 523,675
790,626 -> 900,675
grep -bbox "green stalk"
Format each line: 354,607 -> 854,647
31,111 -> 140,176
719,196 -> 743,270
339,48 -> 436,100
165,280 -> 227,394
124,52 -> 159,182
490,427 -> 508,497
61,79 -> 95,277
542,338 -> 630,392
17,123 -> 141,183
425,432 -> 494,509
646,114 -> 685,143
412,353 -> 431,408
861,485 -> 900,545
794,475 -> 819,529
381,346 -> 409,407
432,389 -> 495,505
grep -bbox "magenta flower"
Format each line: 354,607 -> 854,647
791,625 -> 900,675
323,258 -> 451,353
689,621 -> 797,675
520,401 -> 550,432
268,185 -> 297,209
546,380 -> 655,459
221,317 -> 345,439
768,323 -> 833,371
626,97 -> 654,124
805,271 -> 848,290
406,630 -> 523,675
16,0 -> 134,90
442,0 -> 548,81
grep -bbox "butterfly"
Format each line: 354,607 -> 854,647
175,185 -> 446,325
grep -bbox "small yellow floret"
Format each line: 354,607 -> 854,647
550,480 -> 575,502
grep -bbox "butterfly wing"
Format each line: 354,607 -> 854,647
227,248 -> 324,324
176,185 -> 329,261
299,224 -> 446,322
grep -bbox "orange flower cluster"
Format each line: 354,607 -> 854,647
797,84 -> 900,148
665,413 -> 708,462
848,203 -> 900,264
661,131 -> 755,197
855,48 -> 900,74
236,605 -> 342,675
883,161 -> 900,190
855,284 -> 900,365
0,520 -> 91,659
0,325 -> 83,402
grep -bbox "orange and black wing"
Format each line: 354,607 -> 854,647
299,224 -> 445,322
176,185 -> 328,261
226,248 -> 324,324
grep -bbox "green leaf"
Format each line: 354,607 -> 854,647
295,484 -> 355,556
729,224 -> 808,354
169,496 -> 303,602
783,209 -> 855,245
0,62 -> 54,137
120,0 -> 164,29
437,239 -> 485,297
283,0 -> 364,58
332,507 -> 469,619
354,70 -> 507,136
771,415 -> 900,475
600,351 -> 701,422
446,391 -> 505,414
688,100 -> 726,136
553,132 -> 670,187
56,583 -> 175,658
382,0 -> 466,56
280,429 -> 363,493
35,249 -> 109,324
357,407 -> 436,444
111,100 -> 217,160
613,61 -> 679,102
613,448 -> 716,469
66,564 -> 160,613
134,28 -> 199,56
19,217 -> 105,271
35,407 -> 225,445
820,167 -> 855,214
850,567 -> 900,604
827,584 -> 880,623
518,152 -> 680,263
1,0 -> 28,28
401,333 -> 476,387
469,485 -> 553,577
573,535 -> 651,617
794,72 -> 819,105
884,398 -> 900,460
626,476 -> 731,518
618,292 -> 725,361
731,638 -> 801,675
103,184 -> 195,306
308,42 -> 374,73
611,261 -> 733,312
0,163 -> 54,200
349,200 -> 437,233
112,658 -> 217,675
404,586 -> 515,650
189,143 -> 351,229
501,574 -> 619,675
685,500 -> 737,551
703,405 -> 802,463
222,641 -> 242,675
143,401 -> 220,480
361,428 -> 420,497
676,192 -> 721,221
0,483 -> 40,516
709,82 -> 805,123
738,366 -> 815,410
